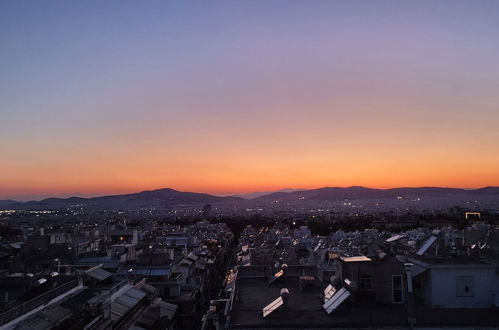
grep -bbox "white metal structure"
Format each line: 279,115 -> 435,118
262,296 -> 284,318
386,234 -> 404,243
323,287 -> 350,314
323,284 -> 336,303
416,236 -> 438,255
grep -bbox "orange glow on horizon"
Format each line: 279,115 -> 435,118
2,1 -> 499,200
2,164 -> 498,200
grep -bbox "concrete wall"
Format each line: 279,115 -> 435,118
237,265 -> 318,279
336,257 -> 406,305
429,267 -> 496,308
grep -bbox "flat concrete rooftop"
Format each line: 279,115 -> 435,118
230,276 -> 499,329
230,276 -> 407,329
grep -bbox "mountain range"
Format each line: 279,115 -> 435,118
232,188 -> 304,199
251,186 -> 499,202
0,188 -> 242,211
1,186 -> 498,211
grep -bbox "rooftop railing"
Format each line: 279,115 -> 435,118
0,278 -> 78,325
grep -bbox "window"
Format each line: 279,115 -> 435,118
359,274 -> 372,290
456,276 -> 474,297
392,274 -> 404,304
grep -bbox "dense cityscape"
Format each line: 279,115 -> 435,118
0,188 -> 498,329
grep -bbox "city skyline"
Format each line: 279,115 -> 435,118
2,1 -> 499,199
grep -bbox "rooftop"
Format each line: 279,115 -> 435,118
408,255 -> 495,268
230,277 -> 407,328
230,275 -> 499,328
340,256 -> 372,263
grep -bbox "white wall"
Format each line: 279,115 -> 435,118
429,267 -> 496,308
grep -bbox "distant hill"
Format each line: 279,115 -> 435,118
1,188 -> 243,211
0,200 -> 18,208
251,186 -> 499,203
1,186 -> 498,211
233,188 -> 305,199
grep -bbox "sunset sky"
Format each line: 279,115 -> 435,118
1,1 -> 499,200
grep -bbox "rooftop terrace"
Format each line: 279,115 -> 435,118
230,275 -> 499,329
230,276 -> 407,328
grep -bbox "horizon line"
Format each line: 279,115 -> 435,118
2,184 -> 498,203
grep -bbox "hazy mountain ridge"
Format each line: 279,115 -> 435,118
1,186 -> 498,210
232,188 -> 305,199
251,186 -> 499,203
0,200 -> 19,208
0,188 -> 243,211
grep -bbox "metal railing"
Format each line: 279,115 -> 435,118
90,279 -> 129,305
0,279 -> 78,325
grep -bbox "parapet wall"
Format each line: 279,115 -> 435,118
237,265 -> 319,279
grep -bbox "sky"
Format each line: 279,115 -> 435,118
1,1 -> 499,200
